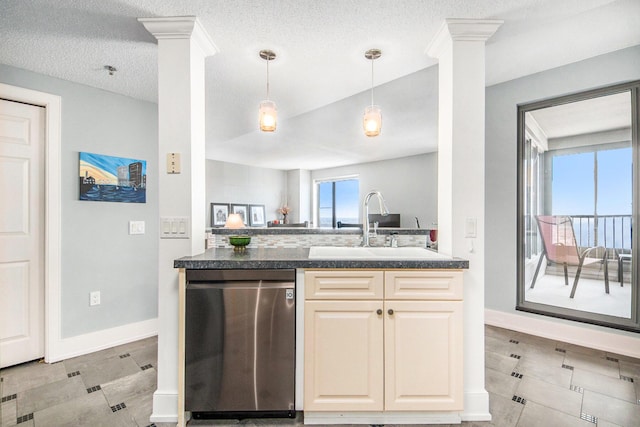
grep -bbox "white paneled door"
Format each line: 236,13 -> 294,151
0,99 -> 45,368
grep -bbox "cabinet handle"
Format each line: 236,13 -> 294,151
376,309 -> 383,315
388,309 -> 394,315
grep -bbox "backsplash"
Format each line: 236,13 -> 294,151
206,232 -> 427,249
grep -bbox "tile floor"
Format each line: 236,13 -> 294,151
1,326 -> 639,427
1,337 -> 157,427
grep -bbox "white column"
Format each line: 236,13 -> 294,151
139,17 -> 218,423
426,19 -> 502,421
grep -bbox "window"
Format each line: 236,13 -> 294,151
517,82 -> 640,332
549,146 -> 632,249
316,177 -> 359,228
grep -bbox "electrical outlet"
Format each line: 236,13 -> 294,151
90,291 -> 101,306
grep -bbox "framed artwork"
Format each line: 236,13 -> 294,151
79,152 -> 147,203
211,203 -> 230,227
231,204 -> 249,225
250,204 -> 266,227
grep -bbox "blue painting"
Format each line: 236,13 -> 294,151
79,152 -> 147,203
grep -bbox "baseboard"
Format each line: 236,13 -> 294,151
485,309 -> 640,359
461,390 -> 491,421
150,390 -> 178,423
303,411 -> 461,425
47,317 -> 157,363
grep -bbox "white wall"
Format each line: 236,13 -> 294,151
286,169 -> 311,224
205,154 -> 436,229
485,44 -> 640,338
0,63 -> 159,338
205,159 -> 286,226
311,153 -> 437,228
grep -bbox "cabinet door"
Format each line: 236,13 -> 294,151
304,300 -> 384,411
384,301 -> 463,411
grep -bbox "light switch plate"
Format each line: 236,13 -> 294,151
129,220 -> 145,235
465,217 -> 477,238
160,217 -> 190,239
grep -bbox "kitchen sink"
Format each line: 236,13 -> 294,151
308,246 -> 449,260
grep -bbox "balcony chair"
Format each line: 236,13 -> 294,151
530,215 -> 609,298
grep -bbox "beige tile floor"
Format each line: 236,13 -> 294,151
1,326 -> 639,427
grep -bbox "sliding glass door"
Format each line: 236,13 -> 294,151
517,81 -> 640,331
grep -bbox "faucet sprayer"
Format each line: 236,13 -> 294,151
362,190 -> 389,247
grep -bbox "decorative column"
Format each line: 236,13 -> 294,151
426,19 -> 502,421
138,17 -> 218,423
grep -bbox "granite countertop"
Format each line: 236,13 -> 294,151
206,227 -> 429,235
174,247 -> 468,270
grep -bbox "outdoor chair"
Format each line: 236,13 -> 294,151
530,215 -> 609,298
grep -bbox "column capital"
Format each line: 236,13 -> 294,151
425,18 -> 503,59
138,16 -> 219,57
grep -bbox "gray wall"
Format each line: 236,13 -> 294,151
485,45 -> 640,336
0,64 -> 159,338
205,159 -> 286,226
311,153 -> 437,228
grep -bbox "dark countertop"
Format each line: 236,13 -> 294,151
207,227 -> 429,235
174,247 -> 468,270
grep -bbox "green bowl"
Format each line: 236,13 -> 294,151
229,235 -> 251,249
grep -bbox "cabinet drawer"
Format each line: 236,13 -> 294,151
305,270 -> 384,300
385,270 -> 463,300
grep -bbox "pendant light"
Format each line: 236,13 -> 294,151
363,48 -> 382,137
258,49 -> 277,132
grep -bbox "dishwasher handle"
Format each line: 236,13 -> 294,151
187,281 -> 294,291
186,269 -> 295,283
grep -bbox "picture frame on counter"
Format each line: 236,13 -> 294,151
249,204 -> 266,227
211,203 -> 229,227
231,204 -> 249,225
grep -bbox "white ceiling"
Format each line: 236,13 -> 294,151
1,0 -> 639,170
528,91 -> 632,140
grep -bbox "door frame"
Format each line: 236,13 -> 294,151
0,83 -> 62,363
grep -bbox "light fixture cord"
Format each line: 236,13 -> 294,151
370,57 -> 374,106
266,57 -> 271,100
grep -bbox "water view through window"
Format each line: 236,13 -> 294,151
551,147 -> 632,250
317,178 -> 359,228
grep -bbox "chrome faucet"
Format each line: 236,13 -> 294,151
362,190 -> 389,247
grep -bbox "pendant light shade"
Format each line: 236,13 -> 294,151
259,100 -> 277,132
259,50 -> 277,132
363,49 -> 382,137
363,105 -> 382,137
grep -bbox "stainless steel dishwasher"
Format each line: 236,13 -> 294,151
185,269 -> 296,419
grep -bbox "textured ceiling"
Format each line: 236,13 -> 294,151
1,0 -> 639,170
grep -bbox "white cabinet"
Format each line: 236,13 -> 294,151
304,300 -> 384,411
304,269 -> 463,412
